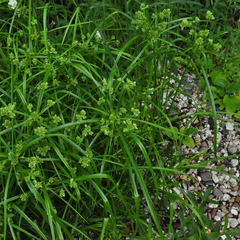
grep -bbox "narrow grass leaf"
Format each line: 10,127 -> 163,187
11,204 -> 47,240
118,129 -> 165,238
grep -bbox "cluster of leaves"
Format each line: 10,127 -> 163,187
173,0 -> 240,116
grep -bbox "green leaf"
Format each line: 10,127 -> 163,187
188,192 -> 198,207
226,81 -> 240,93
183,136 -> 194,147
235,111 -> 240,119
210,70 -> 229,88
203,187 -> 212,200
225,229 -> 240,236
186,233 -> 199,240
186,127 -> 198,136
164,126 -> 179,140
226,234 -> 232,240
205,232 -> 221,239
223,215 -> 229,232
217,89 -> 226,97
214,221 -> 221,233
217,164 -> 226,171
215,99 -> 225,110
223,95 -> 240,116
174,56 -> 188,65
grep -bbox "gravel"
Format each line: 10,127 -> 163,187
160,70 -> 240,239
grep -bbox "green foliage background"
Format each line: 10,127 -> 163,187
1,0 -> 240,239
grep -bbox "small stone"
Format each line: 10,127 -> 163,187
204,181 -> 214,185
173,187 -> 181,195
225,175 -> 230,182
226,122 -> 234,131
231,209 -> 238,215
229,218 -> 238,228
230,178 -> 238,187
229,169 -> 236,175
180,175 -> 188,180
212,174 -> 219,183
173,201 -> 178,210
231,191 -> 238,196
198,169 -> 205,174
200,171 -> 212,182
217,211 -> 225,218
233,202 -> 239,208
208,194 -> 214,200
233,139 -> 240,145
211,208 -> 217,218
229,197 -> 236,203
209,203 -> 218,208
236,196 -> 240,202
232,186 -> 239,191
228,146 -> 238,154
231,159 -> 238,167
220,186 -> 230,194
213,188 -> 223,198
222,194 -> 231,201
221,205 -> 229,214
214,215 -> 221,221
224,159 -> 229,164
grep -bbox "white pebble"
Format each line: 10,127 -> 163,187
231,159 -> 238,167
209,203 -> 218,208
229,218 -> 238,228
231,209 -> 238,215
217,211 -> 225,218
212,174 -> 219,183
226,122 -> 234,131
230,178 -> 238,187
222,194 -> 231,201
214,215 -> 221,221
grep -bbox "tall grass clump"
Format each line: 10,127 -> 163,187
1,0 -> 240,239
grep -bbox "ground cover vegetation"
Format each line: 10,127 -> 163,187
1,0 -> 240,239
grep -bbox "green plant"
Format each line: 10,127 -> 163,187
1,0 -> 240,239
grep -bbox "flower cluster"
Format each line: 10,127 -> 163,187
206,10 -> 215,21
132,6 -> 171,44
181,19 -> 191,30
97,97 -> 105,105
76,110 -> 87,123
123,78 -> 136,90
79,149 -> 93,168
8,151 -> 19,165
34,126 -> 47,136
52,114 -> 61,125
1,103 -> 16,118
37,82 -> 48,90
184,12 -> 222,52
27,156 -> 43,169
70,178 -> 78,188
25,111 -> 39,126
123,119 -> 138,132
82,124 -> 93,136
36,146 -> 50,156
